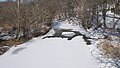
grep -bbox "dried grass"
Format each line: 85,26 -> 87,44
97,41 -> 120,59
97,39 -> 120,67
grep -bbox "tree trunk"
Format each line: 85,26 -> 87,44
102,2 -> 107,30
16,0 -> 21,39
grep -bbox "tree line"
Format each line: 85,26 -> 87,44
2,0 -> 120,40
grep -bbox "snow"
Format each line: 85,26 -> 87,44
0,36 -> 99,68
106,11 -> 120,29
62,32 -> 75,37
0,20 -> 99,68
52,20 -> 80,31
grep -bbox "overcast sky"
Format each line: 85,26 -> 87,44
0,0 -> 5,2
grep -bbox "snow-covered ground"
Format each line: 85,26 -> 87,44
0,20 -> 100,68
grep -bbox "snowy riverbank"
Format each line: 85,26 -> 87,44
0,20 -> 101,68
